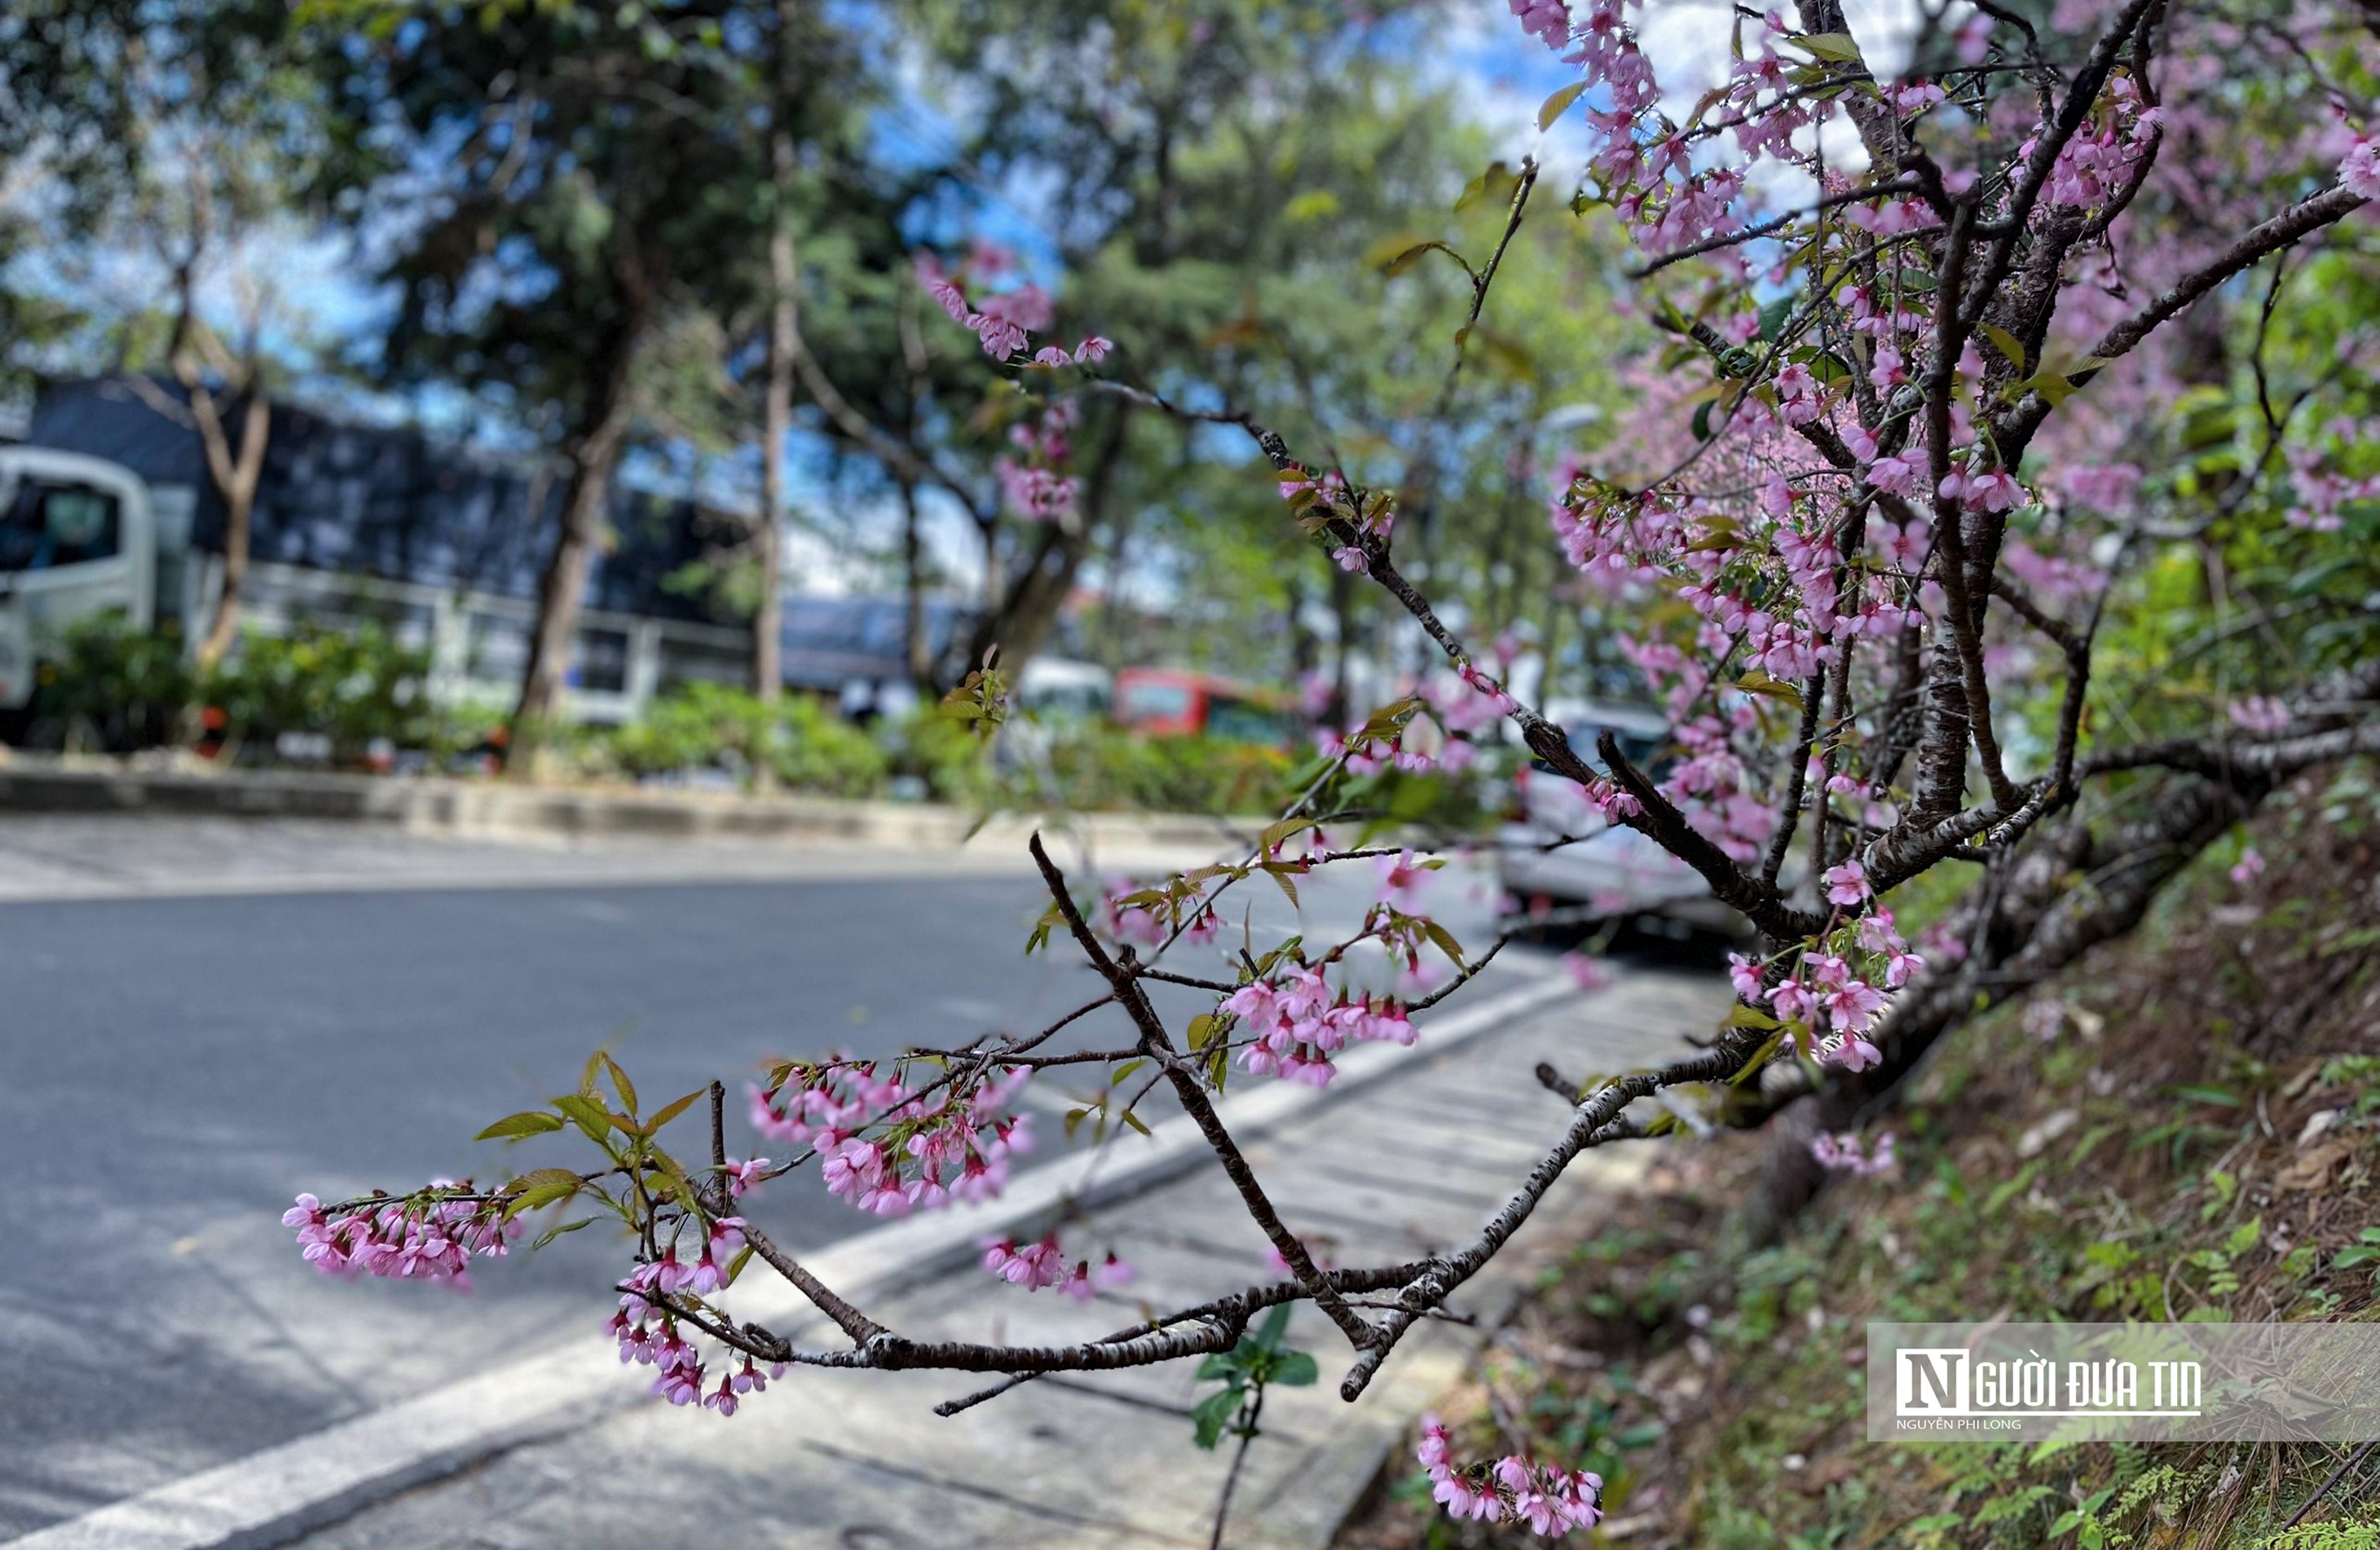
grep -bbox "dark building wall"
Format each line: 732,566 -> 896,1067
27,378 -> 747,627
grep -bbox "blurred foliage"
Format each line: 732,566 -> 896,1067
30,614 -> 199,752
579,681 -> 889,797
1034,729 -> 1294,815
209,621 -> 438,761
29,614 -> 435,760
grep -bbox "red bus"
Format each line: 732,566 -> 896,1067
1113,669 -> 1294,745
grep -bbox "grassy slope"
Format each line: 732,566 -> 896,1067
1342,763 -> 2380,1550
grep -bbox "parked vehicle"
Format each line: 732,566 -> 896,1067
0,450 -> 159,716
1494,698 -> 1743,937
1015,657 -> 1113,722
4,381 -> 804,732
1113,667 -> 1293,745
992,657 -> 1115,775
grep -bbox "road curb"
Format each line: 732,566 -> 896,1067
0,760 -> 1257,858
8,972 -> 1578,1550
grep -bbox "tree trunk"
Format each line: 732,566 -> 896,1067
900,478 -> 933,692
1325,560 -> 1355,728
962,407 -> 1130,680
754,0 -> 801,711
1731,772 -> 2263,1248
511,315 -> 641,771
189,386 -> 270,672
755,223 -> 792,708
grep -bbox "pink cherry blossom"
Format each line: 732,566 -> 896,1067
2338,135 -> 2380,200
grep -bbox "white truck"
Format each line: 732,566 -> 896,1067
0,441 -> 758,731
0,447 -> 182,718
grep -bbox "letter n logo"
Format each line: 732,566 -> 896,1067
1897,1349 -> 1967,1416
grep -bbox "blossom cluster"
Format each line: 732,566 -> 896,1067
915,249 -> 1109,368
1810,1130 -> 1897,1177
979,1233 -> 1135,1300
1276,463 -> 1391,574
749,1059 -> 1033,1216
1731,908 -> 1924,1072
1318,668 -> 1509,777
1221,967 -> 1417,1088
611,1303 -> 781,1416
623,1215 -> 749,1302
1103,872 -> 1221,949
283,1187 -> 518,1288
999,399 -> 1081,524
1418,1414 -> 1604,1536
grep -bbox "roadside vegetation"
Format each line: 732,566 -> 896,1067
1345,763 -> 2380,1549
12,614 -> 1427,818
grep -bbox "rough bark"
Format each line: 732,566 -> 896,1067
512,302 -> 644,768
1734,770 -> 2265,1246
961,406 -> 1131,680
187,385 -> 269,670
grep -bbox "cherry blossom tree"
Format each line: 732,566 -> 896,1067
289,0 -> 2378,1536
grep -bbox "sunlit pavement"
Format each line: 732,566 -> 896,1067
0,813 -> 1525,1540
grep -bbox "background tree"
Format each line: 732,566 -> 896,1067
314,0 -> 772,765
4,0 -> 323,666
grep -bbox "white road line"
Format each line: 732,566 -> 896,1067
9,971 -> 1577,1550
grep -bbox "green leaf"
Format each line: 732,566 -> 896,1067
1373,238 -> 1470,280
1421,918 -> 1468,968
1794,30 -> 1866,61
1190,1386 -> 1241,1449
1977,323 -> 2029,371
1254,1301 -> 1294,1350
1729,1029 -> 1787,1085
646,1089 -> 704,1133
2166,1084 -> 2245,1108
1721,1002 -> 1781,1030
2012,370 -> 2080,407
1259,817 -> 1319,855
553,1093 -> 619,1143
1026,903 -> 1064,955
1270,1350 -> 1319,1387
1736,669 -> 1806,710
1537,80 -> 1588,131
1118,1107 -> 1153,1138
602,1055 -> 638,1117
476,1111 -> 566,1142
531,1215 -> 593,1249
505,1166 -> 584,1213
1196,1352 -> 1244,1381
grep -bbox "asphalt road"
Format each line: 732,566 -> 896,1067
0,834 -> 1498,1541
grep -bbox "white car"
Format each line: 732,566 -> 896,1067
1494,699 -> 1743,938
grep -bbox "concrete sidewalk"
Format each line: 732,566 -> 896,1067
0,811 -> 1232,902
270,971 -> 1723,1550
0,757 -> 1254,868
